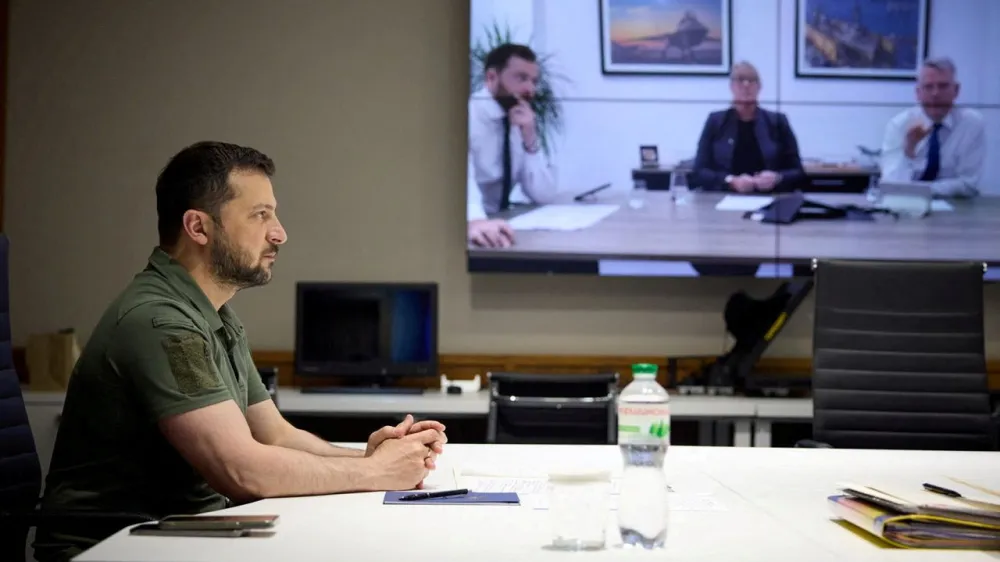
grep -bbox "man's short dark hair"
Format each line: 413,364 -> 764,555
155,141 -> 276,248
484,43 -> 537,72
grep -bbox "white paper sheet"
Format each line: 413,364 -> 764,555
714,195 -> 774,211
520,489 -> 725,512
508,204 -> 619,231
461,476 -> 621,495
456,472 -> 726,512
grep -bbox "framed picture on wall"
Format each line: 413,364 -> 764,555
795,0 -> 931,80
599,0 -> 733,76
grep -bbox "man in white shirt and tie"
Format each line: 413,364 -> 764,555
467,43 -> 558,248
879,57 -> 986,198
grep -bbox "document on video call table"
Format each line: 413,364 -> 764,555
453,468 -> 726,512
507,204 -> 620,231
714,195 -> 775,212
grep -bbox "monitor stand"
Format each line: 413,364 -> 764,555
300,377 -> 425,395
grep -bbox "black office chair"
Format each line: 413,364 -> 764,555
798,259 -> 996,451
0,234 -> 153,562
486,372 -> 619,445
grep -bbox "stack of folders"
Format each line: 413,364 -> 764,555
828,479 -> 1000,549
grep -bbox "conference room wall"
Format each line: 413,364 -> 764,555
5,0 -> 1000,360
500,0 -> 998,104
774,0 -> 997,105
476,0 -> 1000,196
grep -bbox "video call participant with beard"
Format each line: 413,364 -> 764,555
33,142 -> 447,562
880,57 -> 985,199
467,43 -> 558,248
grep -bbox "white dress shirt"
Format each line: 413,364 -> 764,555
467,87 -> 558,221
879,105 -> 986,198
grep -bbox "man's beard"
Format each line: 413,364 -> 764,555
209,230 -> 276,290
493,85 -> 531,111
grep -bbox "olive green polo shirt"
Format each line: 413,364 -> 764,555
33,247 -> 272,562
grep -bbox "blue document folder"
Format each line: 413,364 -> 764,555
383,491 -> 520,505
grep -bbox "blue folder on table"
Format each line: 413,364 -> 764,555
383,491 -> 519,505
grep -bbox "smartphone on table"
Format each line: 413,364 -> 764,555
129,523 -> 256,538
129,514 -> 279,537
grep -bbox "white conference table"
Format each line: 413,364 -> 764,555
75,444 -> 1000,562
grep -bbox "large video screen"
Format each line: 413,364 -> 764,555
465,0 -> 1000,277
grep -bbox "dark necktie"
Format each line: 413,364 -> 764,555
499,116 -> 513,212
919,123 -> 942,181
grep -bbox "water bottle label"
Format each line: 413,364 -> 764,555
617,404 -> 670,442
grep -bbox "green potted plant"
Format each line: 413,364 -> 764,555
469,22 -> 569,157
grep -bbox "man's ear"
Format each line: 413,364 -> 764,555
181,210 -> 213,247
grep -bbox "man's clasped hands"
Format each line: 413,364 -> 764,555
363,414 -> 448,490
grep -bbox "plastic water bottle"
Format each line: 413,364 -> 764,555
616,363 -> 670,549
629,178 -> 646,209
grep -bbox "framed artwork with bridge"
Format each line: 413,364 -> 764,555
795,0 -> 931,80
599,0 -> 733,76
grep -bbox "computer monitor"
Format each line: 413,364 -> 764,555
294,282 -> 438,392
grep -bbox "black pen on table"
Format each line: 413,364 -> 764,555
923,482 -> 961,498
398,488 -> 469,501
573,183 -> 612,202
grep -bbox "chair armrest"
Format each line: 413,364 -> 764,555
0,509 -> 155,529
795,439 -> 833,448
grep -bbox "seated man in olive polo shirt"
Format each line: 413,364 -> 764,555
33,141 -> 447,562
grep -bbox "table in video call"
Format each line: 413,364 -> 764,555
470,191 -> 1000,265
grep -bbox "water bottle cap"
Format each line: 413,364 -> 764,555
632,363 -> 657,376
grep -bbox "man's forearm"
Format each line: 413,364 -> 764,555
879,147 -> 915,182
229,443 -> 384,502
276,427 -> 365,458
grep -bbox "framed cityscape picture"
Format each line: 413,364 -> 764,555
795,0 -> 931,80
599,0 -> 733,76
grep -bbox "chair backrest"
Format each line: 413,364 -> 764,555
0,234 -> 43,562
486,372 -> 619,445
811,259 -> 994,450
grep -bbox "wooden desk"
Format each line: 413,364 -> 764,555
777,193 -> 1000,263
473,192 -> 778,264
632,163 -> 878,193
801,164 -> 877,193
470,192 -> 1000,265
